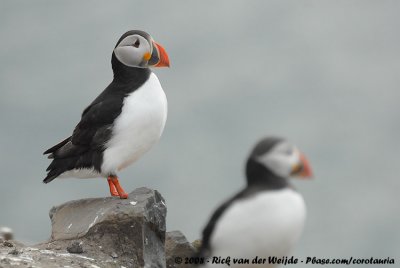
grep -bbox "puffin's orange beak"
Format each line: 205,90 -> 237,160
291,152 -> 313,179
299,153 -> 313,178
154,42 -> 170,67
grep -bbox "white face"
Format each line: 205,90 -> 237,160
256,141 -> 301,178
113,34 -> 153,67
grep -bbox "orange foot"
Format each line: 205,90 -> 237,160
107,176 -> 128,199
107,177 -> 119,197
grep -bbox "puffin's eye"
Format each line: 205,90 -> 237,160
284,148 -> 293,155
133,39 -> 140,48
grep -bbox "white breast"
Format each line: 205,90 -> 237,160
207,189 -> 306,268
101,72 -> 167,175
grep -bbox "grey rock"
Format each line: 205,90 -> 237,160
49,188 -> 165,240
0,227 -> 13,241
67,241 -> 84,254
2,241 -> 13,248
8,248 -> 20,255
165,231 -> 196,268
0,257 -> 11,264
191,239 -> 202,252
0,187 -> 193,268
46,187 -> 167,268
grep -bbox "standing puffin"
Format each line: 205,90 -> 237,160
43,30 -> 170,199
197,137 -> 313,268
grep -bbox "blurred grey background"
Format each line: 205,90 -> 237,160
1,1 -> 399,266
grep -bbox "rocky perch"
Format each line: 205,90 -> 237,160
0,187 -> 197,268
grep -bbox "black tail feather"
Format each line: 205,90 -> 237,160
43,157 -> 77,183
43,150 -> 103,183
43,137 -> 71,155
43,170 -> 61,184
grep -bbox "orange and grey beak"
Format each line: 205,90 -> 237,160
148,41 -> 170,67
291,152 -> 313,178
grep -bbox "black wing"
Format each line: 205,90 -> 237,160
43,97 -> 124,183
196,198 -> 233,258
195,186 -> 265,259
196,189 -> 249,258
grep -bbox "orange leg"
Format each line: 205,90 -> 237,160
108,176 -> 128,199
107,177 -> 119,197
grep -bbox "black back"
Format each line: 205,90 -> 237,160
43,33 -> 152,183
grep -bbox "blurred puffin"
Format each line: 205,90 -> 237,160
43,30 -> 170,199
197,137 -> 313,267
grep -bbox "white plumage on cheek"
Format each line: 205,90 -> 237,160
257,144 -> 300,178
114,35 -> 151,67
101,73 -> 167,175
